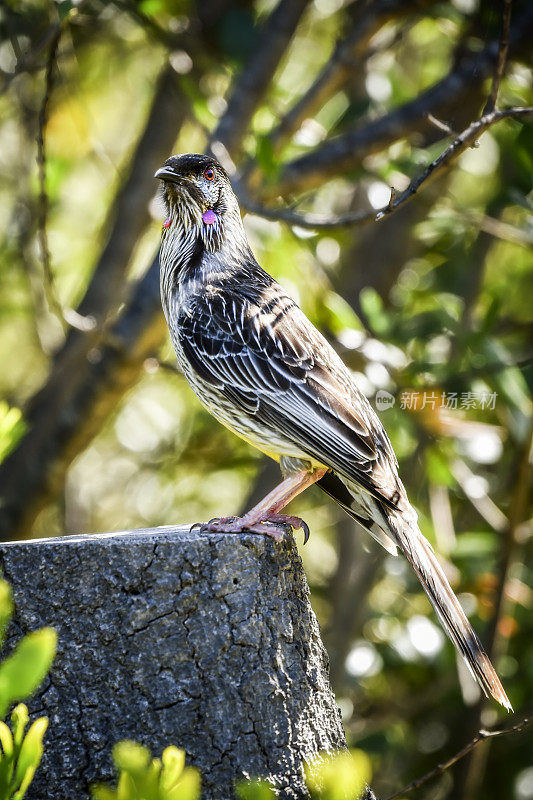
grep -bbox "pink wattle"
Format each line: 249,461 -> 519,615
162,217 -> 171,228
202,209 -> 217,225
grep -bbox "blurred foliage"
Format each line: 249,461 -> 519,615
1,0 -> 532,798
0,704 -> 48,800
91,742 -> 200,800
0,578 -> 56,800
92,743 -> 371,800
0,405 -> 25,464
236,777 -> 276,800
305,750 -> 371,800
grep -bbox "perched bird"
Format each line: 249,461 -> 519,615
155,153 -> 511,710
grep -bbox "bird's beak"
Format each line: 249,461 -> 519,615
154,167 -> 203,207
154,167 -> 181,183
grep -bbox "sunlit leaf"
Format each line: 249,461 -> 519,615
0,629 -> 57,719
160,746 -> 185,786
305,750 -> 372,800
0,404 -> 26,464
236,777 -> 276,800
0,580 -> 13,647
112,741 -> 151,776
11,704 -> 29,750
13,716 -> 48,800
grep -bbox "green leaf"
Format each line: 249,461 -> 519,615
11,704 -> 29,750
136,759 -> 161,799
0,720 -> 15,795
160,746 -> 185,787
0,580 -> 13,649
0,720 -> 13,758
236,777 -> 276,800
139,0 -> 164,14
112,740 -> 151,776
92,743 -> 200,800
90,786 -> 117,800
359,288 -> 390,335
305,750 -> 371,800
255,136 -> 278,181
14,716 -> 48,790
0,403 -> 26,464
117,772 -> 136,800
0,629 -> 57,718
167,767 -> 200,800
426,449 -> 453,487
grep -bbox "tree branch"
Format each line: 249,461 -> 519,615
36,30 -> 95,333
0,65 -> 190,540
266,0 -> 428,155
237,107 -> 533,229
483,0 -> 512,116
74,65 -> 186,325
0,254 -> 168,540
0,0 -> 311,538
0,0 -> 92,95
384,717 -> 531,800
269,5 -> 533,196
210,0 -> 311,158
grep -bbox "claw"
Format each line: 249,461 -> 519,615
189,521 -> 203,533
301,519 -> 310,545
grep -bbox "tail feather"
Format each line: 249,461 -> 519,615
387,508 -> 512,711
319,469 -> 511,710
317,471 -> 398,555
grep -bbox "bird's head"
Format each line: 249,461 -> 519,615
154,153 -> 240,254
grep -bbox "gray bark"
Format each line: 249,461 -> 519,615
0,527 -> 359,800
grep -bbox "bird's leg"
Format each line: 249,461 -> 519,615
196,467 -> 327,541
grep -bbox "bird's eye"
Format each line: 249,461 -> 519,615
204,168 -> 215,181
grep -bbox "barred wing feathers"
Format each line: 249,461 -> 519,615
178,286 -> 399,508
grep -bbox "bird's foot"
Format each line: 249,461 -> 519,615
190,516 -> 243,534
190,513 -> 310,543
246,513 -> 310,544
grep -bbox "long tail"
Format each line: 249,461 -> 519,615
387,506 -> 512,711
318,470 -> 511,709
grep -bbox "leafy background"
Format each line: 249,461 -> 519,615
0,0 -> 532,798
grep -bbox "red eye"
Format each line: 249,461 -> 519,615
204,168 -> 215,181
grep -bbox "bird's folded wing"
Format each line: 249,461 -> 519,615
179,288 -> 398,507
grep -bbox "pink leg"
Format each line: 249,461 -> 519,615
193,467 -> 327,542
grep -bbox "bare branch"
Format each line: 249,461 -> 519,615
35,30 -> 60,318
0,66 -> 190,540
483,0 -> 512,115
385,718 -> 531,800
266,0 -> 424,154
270,6 -> 533,196
0,0 -> 308,537
0,0 -> 92,95
36,31 -> 94,333
74,64 -> 187,325
237,107 -> 533,229
111,0 -> 207,68
210,0 -> 311,158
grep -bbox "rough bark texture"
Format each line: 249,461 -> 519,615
0,527 -> 358,800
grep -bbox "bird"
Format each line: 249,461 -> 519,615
154,152 -> 511,711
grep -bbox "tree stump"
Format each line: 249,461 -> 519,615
0,527 -> 355,800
